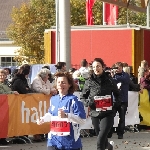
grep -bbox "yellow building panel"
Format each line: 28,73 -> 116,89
44,30 -> 51,63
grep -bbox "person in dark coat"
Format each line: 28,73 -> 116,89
11,64 -> 32,94
80,58 -> 121,150
112,62 -> 130,139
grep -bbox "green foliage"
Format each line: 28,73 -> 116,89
118,7 -> 146,26
93,1 -> 103,25
7,0 -> 55,64
70,0 -> 86,25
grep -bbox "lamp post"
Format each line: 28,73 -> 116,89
59,0 -> 71,70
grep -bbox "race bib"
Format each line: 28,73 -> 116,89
94,95 -> 112,111
50,116 -> 70,136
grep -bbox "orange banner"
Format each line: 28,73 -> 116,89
0,95 -> 9,138
7,94 -> 51,137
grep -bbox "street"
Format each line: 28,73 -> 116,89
0,132 -> 150,150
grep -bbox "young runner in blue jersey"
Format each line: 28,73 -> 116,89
37,72 -> 86,150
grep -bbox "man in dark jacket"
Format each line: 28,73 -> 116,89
113,62 -> 130,139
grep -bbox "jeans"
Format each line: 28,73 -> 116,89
91,115 -> 114,150
47,146 -> 81,150
116,102 -> 128,135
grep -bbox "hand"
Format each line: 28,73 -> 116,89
51,90 -> 57,95
58,109 -> 68,118
36,118 -> 44,125
13,91 -> 19,94
139,89 -> 143,94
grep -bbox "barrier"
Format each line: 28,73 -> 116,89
74,91 -> 140,129
139,89 -> 150,126
0,90 -> 149,138
0,94 -> 50,138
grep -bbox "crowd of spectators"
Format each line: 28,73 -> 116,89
0,59 -> 149,146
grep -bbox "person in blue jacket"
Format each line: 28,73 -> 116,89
37,72 -> 86,150
112,62 -> 130,139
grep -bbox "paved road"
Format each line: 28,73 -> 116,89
1,132 -> 150,150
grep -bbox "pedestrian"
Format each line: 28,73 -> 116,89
37,72 -> 86,150
112,62 -> 130,139
80,58 -> 121,150
55,62 -> 67,73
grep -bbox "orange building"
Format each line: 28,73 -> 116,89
44,25 -> 150,76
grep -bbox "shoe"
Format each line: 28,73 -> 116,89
118,134 -> 123,139
32,135 -> 42,142
109,141 -> 114,150
0,138 -> 9,145
11,138 -> 26,144
107,141 -> 114,150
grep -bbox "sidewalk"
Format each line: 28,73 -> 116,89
0,132 -> 150,150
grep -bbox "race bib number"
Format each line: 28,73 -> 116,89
94,95 -> 112,111
50,116 -> 70,136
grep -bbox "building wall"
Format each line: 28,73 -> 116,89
51,29 -> 133,68
71,29 -> 132,68
0,41 -> 19,66
144,30 -> 150,65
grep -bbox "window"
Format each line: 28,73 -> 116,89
1,57 -> 17,67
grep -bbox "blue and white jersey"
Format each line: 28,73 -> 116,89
47,94 -> 86,149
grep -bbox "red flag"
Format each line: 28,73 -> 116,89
86,0 -> 96,25
104,3 -> 118,25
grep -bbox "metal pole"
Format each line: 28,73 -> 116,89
55,0 -> 60,63
147,2 -> 150,27
59,0 -> 71,70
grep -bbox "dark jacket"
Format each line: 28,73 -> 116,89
11,74 -> 32,94
113,71 -> 130,102
80,71 -> 121,117
129,80 -> 140,91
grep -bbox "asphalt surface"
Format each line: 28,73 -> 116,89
1,131 -> 150,150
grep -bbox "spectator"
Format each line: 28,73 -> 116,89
80,58 -> 121,150
79,59 -> 90,79
140,70 -> 150,96
112,62 -> 130,139
123,66 -> 140,91
31,68 -> 57,95
55,62 -> 67,72
0,69 -> 19,145
11,64 -> 32,94
42,64 -> 54,83
4,68 -> 11,87
11,64 -> 32,143
69,68 -> 77,76
129,66 -> 138,84
37,72 -> 86,150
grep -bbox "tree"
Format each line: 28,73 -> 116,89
118,0 -> 146,25
70,0 -> 86,25
7,0 -> 55,64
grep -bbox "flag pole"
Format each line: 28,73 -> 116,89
147,2 -> 150,27
103,2 -> 106,25
55,0 -> 60,63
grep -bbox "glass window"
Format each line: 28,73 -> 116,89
1,57 -> 17,67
